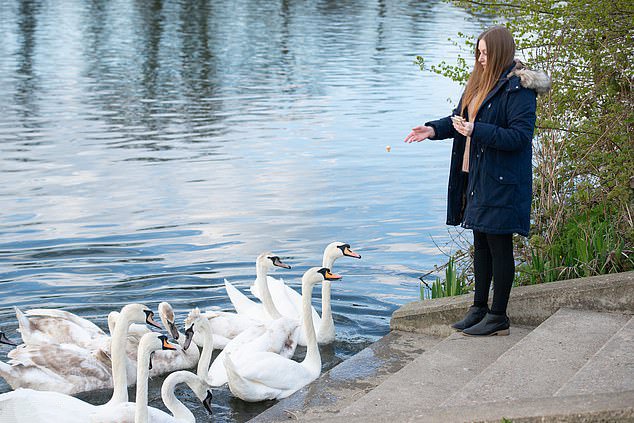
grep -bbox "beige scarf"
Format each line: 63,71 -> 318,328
462,97 -> 479,173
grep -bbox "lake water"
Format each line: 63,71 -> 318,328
0,0 -> 488,421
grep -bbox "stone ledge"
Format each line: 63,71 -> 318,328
391,271 -> 634,337
305,389 -> 634,422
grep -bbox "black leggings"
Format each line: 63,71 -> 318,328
472,230 -> 515,315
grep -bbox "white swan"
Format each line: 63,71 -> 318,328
253,242 -> 361,345
14,307 -> 109,350
224,252 -> 291,321
0,305 -> 164,422
224,267 -> 341,401
0,304 -> 162,396
15,301 -> 179,350
94,324 -> 216,423
159,370 -> 214,423
207,253 -> 301,386
182,309 -> 215,380
108,302 -> 200,378
0,387 -> 96,423
162,307 -> 218,420
90,332 -> 199,423
0,333 -> 177,423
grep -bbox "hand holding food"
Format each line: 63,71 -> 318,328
451,115 -> 473,137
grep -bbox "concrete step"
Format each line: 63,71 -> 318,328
391,271 -> 634,337
446,308 -> 630,406
555,315 -> 634,397
304,389 -> 634,422
338,325 -> 532,418
248,330 -> 444,422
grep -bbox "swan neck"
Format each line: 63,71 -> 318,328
107,312 -> 118,334
319,280 -> 333,329
256,262 -> 281,319
319,254 -> 336,332
301,278 -> 320,368
197,320 -> 214,378
134,346 -> 151,423
322,255 -> 336,269
109,313 -> 131,404
162,372 -> 196,423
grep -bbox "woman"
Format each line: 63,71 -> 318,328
405,26 -> 550,336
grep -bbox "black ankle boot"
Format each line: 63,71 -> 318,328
451,305 -> 489,331
462,313 -> 510,336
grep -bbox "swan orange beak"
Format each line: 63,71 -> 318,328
324,270 -> 342,281
160,334 -> 177,351
343,246 -> 361,259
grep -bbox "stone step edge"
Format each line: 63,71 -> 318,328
440,308 -> 630,407
338,325 -> 533,417
391,271 -> 634,337
554,315 -> 634,397
304,389 -> 634,422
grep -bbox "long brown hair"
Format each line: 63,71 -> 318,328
461,26 -> 516,118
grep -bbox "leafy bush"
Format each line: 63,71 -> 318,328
516,204 -> 633,285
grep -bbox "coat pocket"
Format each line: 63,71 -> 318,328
480,168 -> 517,207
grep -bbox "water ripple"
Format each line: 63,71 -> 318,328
0,0 -> 490,421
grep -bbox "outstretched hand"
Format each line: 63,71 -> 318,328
404,125 -> 435,143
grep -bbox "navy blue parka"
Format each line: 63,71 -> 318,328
425,62 -> 546,237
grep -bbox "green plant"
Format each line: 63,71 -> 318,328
516,203 -> 633,285
420,256 -> 471,299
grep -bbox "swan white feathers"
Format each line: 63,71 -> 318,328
0,333 -> 186,423
192,310 -> 259,350
252,242 -> 361,345
94,311 -> 217,423
224,267 -> 341,401
7,301 -> 197,392
14,307 -> 109,350
224,252 -> 291,321
108,302 -> 200,378
90,333 -> 187,423
207,252 -> 300,386
0,304 -> 162,396
0,306 -> 164,423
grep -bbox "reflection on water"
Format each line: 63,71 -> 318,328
0,0 -> 488,421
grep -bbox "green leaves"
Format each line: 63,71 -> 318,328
516,203 -> 633,285
421,256 -> 471,300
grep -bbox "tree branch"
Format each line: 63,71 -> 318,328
536,125 -> 601,136
452,0 -> 554,14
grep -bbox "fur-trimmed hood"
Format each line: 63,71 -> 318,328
507,61 -> 551,95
